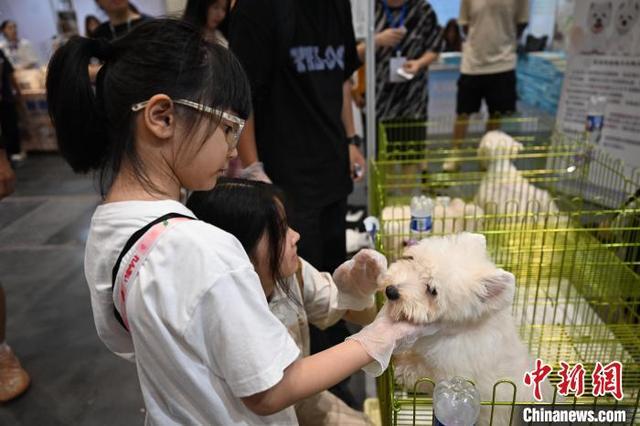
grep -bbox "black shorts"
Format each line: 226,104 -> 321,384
456,70 -> 517,116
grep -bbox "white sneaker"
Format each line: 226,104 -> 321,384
10,152 -> 26,163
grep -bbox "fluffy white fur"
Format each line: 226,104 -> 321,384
611,0 -> 640,55
381,199 -> 484,255
475,131 -> 559,216
583,1 -> 612,54
381,233 -> 551,425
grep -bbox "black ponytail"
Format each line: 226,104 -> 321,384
46,19 -> 251,196
47,37 -> 111,173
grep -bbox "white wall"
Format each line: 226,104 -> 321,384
0,0 -> 58,65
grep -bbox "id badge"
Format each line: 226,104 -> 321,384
389,55 -> 407,83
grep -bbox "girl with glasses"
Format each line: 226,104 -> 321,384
46,19 -> 430,424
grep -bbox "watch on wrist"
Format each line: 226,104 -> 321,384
348,135 -> 363,147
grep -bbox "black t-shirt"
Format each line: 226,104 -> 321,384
92,15 -> 153,41
229,0 -> 360,207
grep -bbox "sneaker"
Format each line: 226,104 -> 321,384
0,346 -> 30,402
442,159 -> 460,172
9,152 -> 26,163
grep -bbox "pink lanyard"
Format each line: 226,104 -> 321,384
113,217 -> 191,331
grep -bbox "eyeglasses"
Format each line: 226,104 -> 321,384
131,98 -> 245,150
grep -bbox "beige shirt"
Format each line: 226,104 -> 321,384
459,0 -> 529,75
269,259 -> 347,358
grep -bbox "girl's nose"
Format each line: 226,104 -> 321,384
291,229 -> 300,245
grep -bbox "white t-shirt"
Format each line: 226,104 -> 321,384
459,0 -> 529,75
0,38 -> 38,70
84,200 -> 300,425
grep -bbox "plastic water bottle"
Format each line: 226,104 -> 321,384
586,95 -> 606,145
410,195 -> 433,243
433,377 -> 481,426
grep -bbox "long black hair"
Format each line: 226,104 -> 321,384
46,19 -> 251,195
187,178 -> 299,300
183,0 -> 230,37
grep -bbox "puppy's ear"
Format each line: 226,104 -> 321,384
479,269 -> 515,302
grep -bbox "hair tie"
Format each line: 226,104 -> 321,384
91,38 -> 114,61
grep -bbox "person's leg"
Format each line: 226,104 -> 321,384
447,74 -> 482,172
319,198 -> 347,273
0,283 -> 30,402
484,70 -> 518,132
0,102 -> 21,158
289,200 -> 323,268
306,198 -> 359,407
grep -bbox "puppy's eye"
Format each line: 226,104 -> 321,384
426,284 -> 437,297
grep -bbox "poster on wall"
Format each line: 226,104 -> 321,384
556,0 -> 640,179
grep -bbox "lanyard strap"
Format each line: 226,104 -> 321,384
382,0 -> 407,29
112,214 -> 193,331
109,17 -> 132,39
382,0 -> 407,55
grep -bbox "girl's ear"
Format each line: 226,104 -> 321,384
142,94 -> 176,141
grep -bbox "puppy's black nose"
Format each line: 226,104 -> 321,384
385,285 -> 400,300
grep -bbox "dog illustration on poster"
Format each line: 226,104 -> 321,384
583,1 -> 613,54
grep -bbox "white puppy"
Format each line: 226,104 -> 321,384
475,131 -> 559,216
381,233 -> 552,425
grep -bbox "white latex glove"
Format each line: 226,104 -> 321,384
333,249 -> 387,311
239,161 -> 272,183
347,305 -> 440,377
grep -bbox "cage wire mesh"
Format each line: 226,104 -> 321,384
370,116 -> 640,425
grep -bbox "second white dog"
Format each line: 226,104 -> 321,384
475,130 -> 559,216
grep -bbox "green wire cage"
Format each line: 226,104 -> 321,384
369,117 -> 640,425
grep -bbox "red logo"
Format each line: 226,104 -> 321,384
592,361 -> 623,400
524,359 -> 624,400
557,361 -> 586,397
523,358 -> 552,401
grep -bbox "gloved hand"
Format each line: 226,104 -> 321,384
347,305 -> 440,377
333,249 -> 387,311
239,161 -> 272,183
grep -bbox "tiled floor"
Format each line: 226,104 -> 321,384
0,155 -> 145,425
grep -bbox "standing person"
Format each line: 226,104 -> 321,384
355,0 -> 441,154
0,21 -> 39,70
46,19 -> 430,424
91,0 -> 152,41
444,0 -> 529,172
183,0 -> 230,47
228,0 -> 367,407
0,91 -> 28,403
0,49 -> 23,163
85,15 -> 101,37
442,19 -> 463,53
